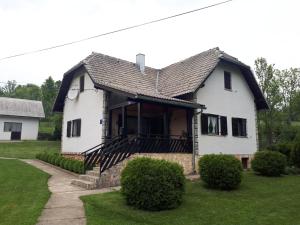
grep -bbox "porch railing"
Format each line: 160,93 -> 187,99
82,135 -> 192,174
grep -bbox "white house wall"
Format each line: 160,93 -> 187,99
0,116 -> 39,140
196,63 -> 257,156
62,71 -> 104,153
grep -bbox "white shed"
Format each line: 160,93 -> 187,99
0,97 -> 45,141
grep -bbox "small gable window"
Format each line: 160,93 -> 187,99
201,114 -> 227,136
80,76 -> 84,92
232,118 -> 247,137
224,71 -> 232,90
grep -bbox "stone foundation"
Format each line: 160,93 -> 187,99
98,153 -> 193,188
62,152 -> 84,161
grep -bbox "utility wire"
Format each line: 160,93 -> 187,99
0,0 -> 233,62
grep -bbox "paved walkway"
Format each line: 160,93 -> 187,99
23,159 -> 118,225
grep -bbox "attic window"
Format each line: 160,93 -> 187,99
224,71 -> 232,90
80,76 -> 84,92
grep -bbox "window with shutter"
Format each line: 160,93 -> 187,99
67,121 -> 72,137
80,76 -> 84,92
224,71 -> 232,90
232,118 -> 247,137
220,116 -> 227,136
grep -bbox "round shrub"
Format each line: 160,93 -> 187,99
199,154 -> 243,190
252,151 -> 287,176
121,157 -> 185,211
291,142 -> 300,168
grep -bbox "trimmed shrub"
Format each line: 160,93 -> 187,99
36,152 -> 85,174
198,154 -> 243,190
291,142 -> 300,168
267,142 -> 293,164
121,157 -> 185,211
252,151 -> 287,176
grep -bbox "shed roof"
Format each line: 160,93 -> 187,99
0,97 -> 45,118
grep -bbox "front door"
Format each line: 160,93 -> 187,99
11,132 -> 21,140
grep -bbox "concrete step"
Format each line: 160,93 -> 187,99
71,179 -> 97,190
93,166 -> 100,171
86,170 -> 100,176
78,174 -> 100,183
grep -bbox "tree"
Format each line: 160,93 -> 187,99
14,84 -> 42,100
0,80 -> 17,97
41,76 -> 60,117
255,58 -> 282,147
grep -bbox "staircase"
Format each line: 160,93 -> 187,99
71,134 -> 193,189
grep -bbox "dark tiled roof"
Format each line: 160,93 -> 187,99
53,48 -> 268,111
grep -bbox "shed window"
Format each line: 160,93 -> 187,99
80,76 -> 84,92
72,119 -> 81,137
4,122 -> 22,132
232,118 -> 247,137
224,71 -> 232,90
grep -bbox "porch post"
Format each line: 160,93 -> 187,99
137,102 -> 141,137
122,106 -> 127,137
108,109 -> 112,138
163,107 -> 169,137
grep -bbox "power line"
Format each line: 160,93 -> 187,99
0,0 -> 233,62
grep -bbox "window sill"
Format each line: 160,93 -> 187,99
202,133 -> 227,137
224,88 -> 232,92
233,136 -> 248,138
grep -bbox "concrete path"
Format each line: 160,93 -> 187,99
23,159 -> 119,225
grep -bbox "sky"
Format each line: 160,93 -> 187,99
0,0 -> 299,85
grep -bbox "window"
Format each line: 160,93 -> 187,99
80,76 -> 84,92
67,121 -> 72,137
72,119 -> 81,137
224,71 -> 232,90
4,122 -> 22,132
201,114 -> 227,136
232,118 -> 247,137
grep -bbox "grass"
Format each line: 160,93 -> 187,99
81,173 -> 300,225
0,159 -> 50,225
0,141 -> 60,159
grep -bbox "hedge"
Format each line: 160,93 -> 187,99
198,154 -> 243,190
36,152 -> 85,174
121,157 -> 185,211
291,142 -> 300,168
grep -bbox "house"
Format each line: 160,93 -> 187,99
53,47 -> 268,188
0,97 -> 45,141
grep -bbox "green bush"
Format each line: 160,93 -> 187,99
291,142 -> 300,168
198,154 -> 243,190
35,152 -> 85,174
121,157 -> 185,211
267,142 -> 293,162
252,151 -> 287,176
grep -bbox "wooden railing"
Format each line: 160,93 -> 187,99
82,135 -> 192,174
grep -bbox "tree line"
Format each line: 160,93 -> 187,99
255,58 -> 300,149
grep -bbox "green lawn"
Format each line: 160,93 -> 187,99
0,141 -> 60,159
0,159 -> 50,225
81,173 -> 300,225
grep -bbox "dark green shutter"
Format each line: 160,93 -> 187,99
242,119 -> 247,136
77,119 -> 81,137
80,76 -> 84,92
201,114 -> 208,134
67,121 -> 71,137
220,116 -> 227,136
232,118 -> 238,136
